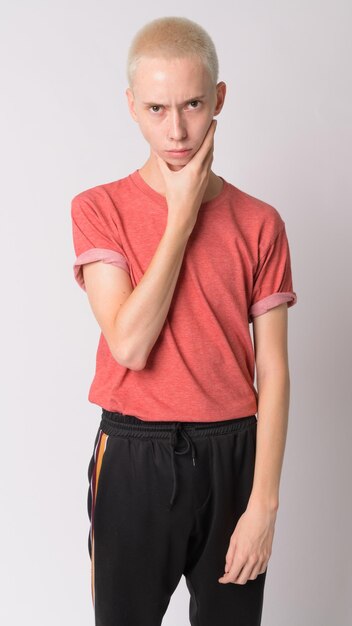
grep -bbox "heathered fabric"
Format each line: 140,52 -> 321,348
71,169 -> 297,421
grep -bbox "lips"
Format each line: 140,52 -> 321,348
166,149 -> 191,153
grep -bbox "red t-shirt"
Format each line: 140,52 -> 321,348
71,169 -> 297,421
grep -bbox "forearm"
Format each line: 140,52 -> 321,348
247,367 -> 290,512
115,223 -> 191,369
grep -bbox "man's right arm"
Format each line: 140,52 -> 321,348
82,223 -> 192,370
81,120 -> 217,369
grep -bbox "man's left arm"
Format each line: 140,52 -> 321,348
218,302 -> 290,585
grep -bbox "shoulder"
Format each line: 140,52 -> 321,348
71,174 -> 130,218
226,181 -> 286,254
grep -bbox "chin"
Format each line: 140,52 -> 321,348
168,164 -> 186,171
165,157 -> 189,169
164,153 -> 191,164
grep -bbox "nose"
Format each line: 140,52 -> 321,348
167,111 -> 187,142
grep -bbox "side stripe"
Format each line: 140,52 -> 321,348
89,429 -> 109,609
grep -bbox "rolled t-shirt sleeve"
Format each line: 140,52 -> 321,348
249,222 -> 297,323
71,194 -> 130,291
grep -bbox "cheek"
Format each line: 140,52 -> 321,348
192,111 -> 213,134
137,121 -> 157,145
139,116 -> 162,139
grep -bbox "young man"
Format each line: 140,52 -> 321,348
71,16 -> 297,626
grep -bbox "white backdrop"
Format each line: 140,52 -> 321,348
2,1 -> 351,624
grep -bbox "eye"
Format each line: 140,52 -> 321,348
150,105 -> 162,113
149,100 -> 202,113
188,100 -> 201,108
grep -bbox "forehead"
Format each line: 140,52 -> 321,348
133,56 -> 213,100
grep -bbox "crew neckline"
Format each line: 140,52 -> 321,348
129,168 -> 231,209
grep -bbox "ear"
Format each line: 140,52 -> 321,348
125,87 -> 139,122
213,81 -> 226,116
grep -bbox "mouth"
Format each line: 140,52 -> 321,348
165,149 -> 192,157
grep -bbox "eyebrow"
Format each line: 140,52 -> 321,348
143,95 -> 206,106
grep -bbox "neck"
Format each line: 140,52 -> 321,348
138,154 -> 223,203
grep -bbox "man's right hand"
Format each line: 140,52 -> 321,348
153,118 -> 217,234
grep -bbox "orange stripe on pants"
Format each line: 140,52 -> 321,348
91,431 -> 109,608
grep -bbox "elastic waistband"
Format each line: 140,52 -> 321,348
100,408 -> 257,512
100,408 -> 257,440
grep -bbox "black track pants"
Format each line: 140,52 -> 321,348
87,409 -> 267,625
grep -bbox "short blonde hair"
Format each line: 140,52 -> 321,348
126,16 -> 219,91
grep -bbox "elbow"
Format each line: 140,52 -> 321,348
110,320 -> 147,370
111,343 -> 147,371
125,358 -> 147,371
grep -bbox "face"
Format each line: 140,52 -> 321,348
126,55 -> 226,171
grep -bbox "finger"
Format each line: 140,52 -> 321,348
231,562 -> 253,585
248,565 -> 267,580
204,130 -> 215,158
191,120 -> 217,165
196,135 -> 215,170
219,561 -> 245,584
200,147 -> 214,177
203,143 -> 214,169
202,119 -> 217,151
248,567 -> 261,580
248,565 -> 261,580
248,560 -> 264,580
219,556 -> 244,583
